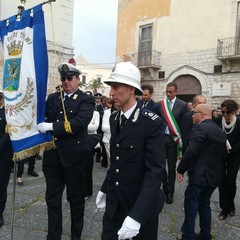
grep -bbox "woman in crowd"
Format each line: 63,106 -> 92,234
0,90 -> 13,227
101,98 -> 119,168
85,92 -> 100,199
216,99 -> 240,220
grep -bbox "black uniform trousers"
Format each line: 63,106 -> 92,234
85,150 -> 94,197
0,161 -> 13,215
43,152 -> 86,240
102,203 -> 159,240
163,135 -> 178,195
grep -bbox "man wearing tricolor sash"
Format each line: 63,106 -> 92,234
158,82 -> 188,204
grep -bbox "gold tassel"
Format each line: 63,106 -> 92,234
64,116 -> 73,134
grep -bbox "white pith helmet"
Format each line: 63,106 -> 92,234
104,62 -> 143,95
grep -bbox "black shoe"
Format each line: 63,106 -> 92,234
166,194 -> 173,204
0,215 -> 4,228
36,154 -> 42,160
229,209 -> 235,217
71,236 -> 81,240
218,210 -> 228,220
195,233 -> 213,240
85,195 -> 92,200
28,171 -> 39,177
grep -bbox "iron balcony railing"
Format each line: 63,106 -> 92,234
217,37 -> 240,59
123,50 -> 161,68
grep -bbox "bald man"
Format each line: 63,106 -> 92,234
181,95 -> 207,153
177,104 -> 226,240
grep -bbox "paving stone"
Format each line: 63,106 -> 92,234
0,159 -> 239,240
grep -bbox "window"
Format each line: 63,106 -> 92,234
97,77 -> 101,84
139,25 -> 152,52
82,75 -> 86,84
139,25 -> 152,65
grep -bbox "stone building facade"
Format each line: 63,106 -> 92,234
116,0 -> 240,108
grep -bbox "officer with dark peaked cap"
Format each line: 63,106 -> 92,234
94,92 -> 102,98
37,62 -> 95,240
96,62 -> 166,240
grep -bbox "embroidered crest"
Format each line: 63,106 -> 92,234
3,58 -> 22,100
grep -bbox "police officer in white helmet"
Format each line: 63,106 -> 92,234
96,62 -> 166,240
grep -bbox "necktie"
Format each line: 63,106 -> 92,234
120,114 -> 127,129
169,100 -> 173,110
64,95 -> 69,101
142,101 -> 147,108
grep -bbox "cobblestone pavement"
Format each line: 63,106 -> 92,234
0,158 -> 240,240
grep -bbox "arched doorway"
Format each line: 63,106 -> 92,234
173,74 -> 201,102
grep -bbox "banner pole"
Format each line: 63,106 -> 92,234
10,161 -> 17,240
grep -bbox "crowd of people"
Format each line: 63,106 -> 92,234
0,61 -> 240,240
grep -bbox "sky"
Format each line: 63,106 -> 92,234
73,0 -> 118,64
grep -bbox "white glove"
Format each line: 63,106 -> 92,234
96,191 -> 106,209
117,216 -> 141,240
37,122 -> 53,133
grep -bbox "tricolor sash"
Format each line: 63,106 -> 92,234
0,5 -> 53,160
161,99 -> 182,157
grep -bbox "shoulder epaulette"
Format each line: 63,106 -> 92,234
142,109 -> 159,121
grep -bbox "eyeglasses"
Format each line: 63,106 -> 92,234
193,111 -> 202,115
61,76 -> 74,82
221,110 -> 231,115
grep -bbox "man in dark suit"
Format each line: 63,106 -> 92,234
138,84 -> 159,114
0,91 -> 13,228
177,104 -> 226,240
37,63 -> 95,240
181,95 -> 206,154
96,62 -> 166,240
158,82 -> 188,204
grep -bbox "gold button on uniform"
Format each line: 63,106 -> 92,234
130,145 -> 133,148
115,182 -> 119,186
116,144 -> 120,148
60,111 -> 63,114
54,137 -> 58,140
116,156 -> 119,160
116,169 -> 119,173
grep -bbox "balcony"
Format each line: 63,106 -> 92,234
217,37 -> 240,60
123,50 -> 161,69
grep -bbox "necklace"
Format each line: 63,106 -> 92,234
222,115 -> 237,134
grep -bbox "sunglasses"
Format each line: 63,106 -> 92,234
221,110 -> 230,115
61,76 -> 74,82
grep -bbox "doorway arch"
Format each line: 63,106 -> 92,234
167,65 -> 208,102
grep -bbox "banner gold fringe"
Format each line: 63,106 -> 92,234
12,140 -> 54,161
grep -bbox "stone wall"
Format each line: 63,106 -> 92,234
144,47 -> 240,109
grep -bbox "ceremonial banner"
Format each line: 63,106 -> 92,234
0,4 -> 53,160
